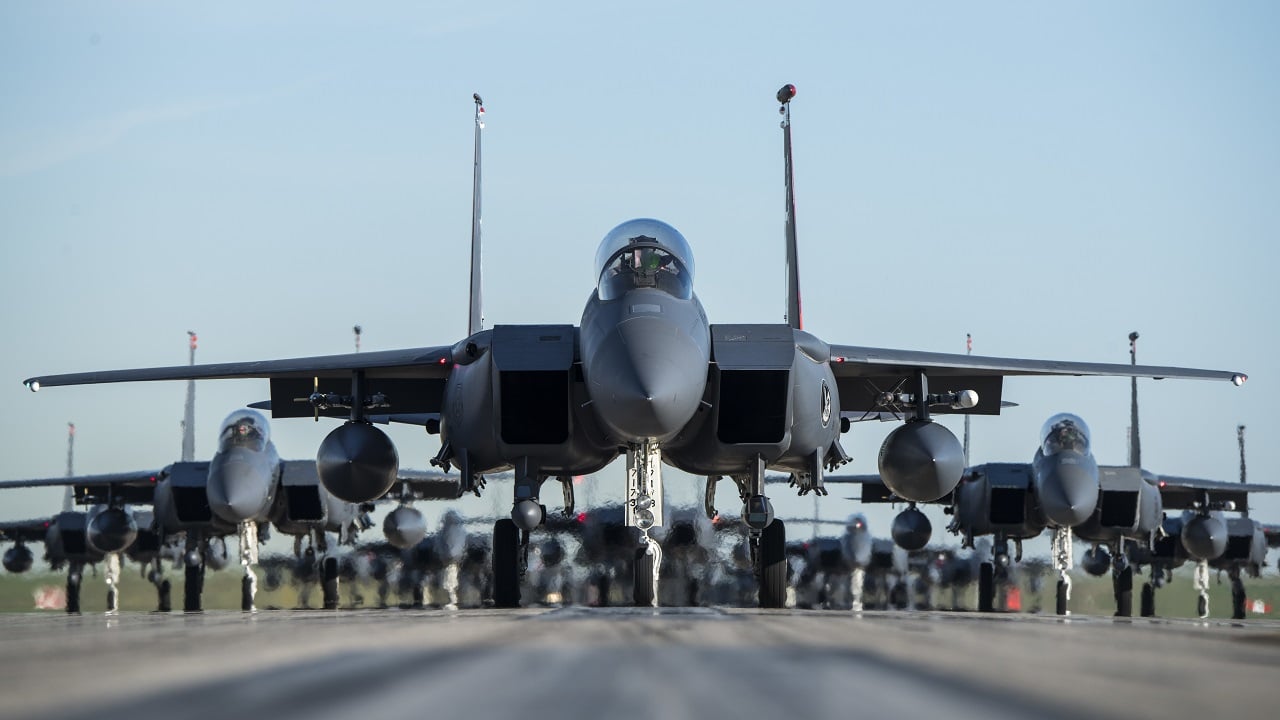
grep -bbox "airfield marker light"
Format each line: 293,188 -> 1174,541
776,84 -> 797,104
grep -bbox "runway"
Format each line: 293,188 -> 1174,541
1,608 -> 1276,720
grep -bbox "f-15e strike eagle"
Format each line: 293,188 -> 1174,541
21,86 -> 1247,608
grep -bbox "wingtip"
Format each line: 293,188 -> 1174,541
1232,373 -> 1247,387
23,379 -> 39,392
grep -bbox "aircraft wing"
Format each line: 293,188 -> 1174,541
0,471 -> 161,506
823,473 -> 902,504
1155,476 -> 1280,511
827,345 -> 1246,415
387,469 -> 466,501
24,345 -> 456,419
0,518 -> 54,543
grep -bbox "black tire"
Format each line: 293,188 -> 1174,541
633,548 -> 656,607
492,519 -> 521,608
106,588 -> 118,612
1197,594 -> 1208,618
322,557 -> 340,610
66,570 -> 82,614
1231,577 -> 1246,620
978,562 -> 994,613
411,585 -> 425,608
184,564 -> 204,613
157,579 -> 172,613
1114,566 -> 1133,617
1055,580 -> 1069,616
241,575 -> 255,612
758,519 -> 787,609
1140,582 -> 1155,618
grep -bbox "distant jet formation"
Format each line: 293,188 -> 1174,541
0,409 -> 415,612
20,87 -> 1248,611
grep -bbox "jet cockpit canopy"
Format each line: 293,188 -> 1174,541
594,218 -> 695,301
219,409 -> 269,452
1040,413 -> 1090,457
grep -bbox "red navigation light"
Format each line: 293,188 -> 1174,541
1158,480 -> 1167,489
438,357 -> 448,365
576,512 -> 587,524
149,475 -> 157,484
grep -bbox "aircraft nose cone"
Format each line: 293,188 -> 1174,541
589,316 -> 706,441
1038,454 -> 1099,527
208,449 -> 271,523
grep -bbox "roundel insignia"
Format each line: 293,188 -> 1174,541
820,380 -> 832,427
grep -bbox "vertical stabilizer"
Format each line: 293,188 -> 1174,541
778,84 -> 802,330
963,334 -> 972,466
182,331 -> 197,462
1238,425 -> 1248,517
64,422 -> 75,511
1128,332 -> 1140,468
468,94 -> 485,337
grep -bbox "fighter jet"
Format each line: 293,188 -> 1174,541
20,87 -> 1248,610
0,409 -> 388,612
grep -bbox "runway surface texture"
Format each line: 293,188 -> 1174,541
1,608 -> 1276,720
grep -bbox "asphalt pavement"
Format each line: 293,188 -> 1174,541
0,607 -> 1276,720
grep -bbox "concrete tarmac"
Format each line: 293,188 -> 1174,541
0,608 -> 1276,720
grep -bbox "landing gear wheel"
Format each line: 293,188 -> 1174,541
1055,580 -> 1069,616
66,572 -> 82,615
492,519 -> 521,608
633,548 -> 656,607
1114,566 -> 1133,617
1231,577 -> 1246,620
157,580 -> 172,613
183,564 -> 204,613
757,519 -> 787,608
1140,582 -> 1155,618
1197,594 -> 1208,618
978,562 -> 994,613
106,588 -> 118,612
321,557 -> 340,609
241,575 -> 255,612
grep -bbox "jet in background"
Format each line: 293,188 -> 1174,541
20,87 -> 1248,612
0,409 -> 387,611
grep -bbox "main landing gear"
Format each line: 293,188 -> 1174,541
1111,542 -> 1133,618
66,561 -> 84,614
718,455 -> 787,609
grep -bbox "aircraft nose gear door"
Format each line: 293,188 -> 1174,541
105,552 -> 121,613
626,440 -> 663,607
239,520 -> 259,612
1052,526 -> 1074,616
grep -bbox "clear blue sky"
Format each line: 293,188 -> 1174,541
2,2 -> 1277,552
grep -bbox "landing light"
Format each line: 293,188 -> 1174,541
1232,374 -> 1247,387
26,381 -> 39,392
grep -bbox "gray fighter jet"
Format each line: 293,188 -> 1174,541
20,87 -> 1248,609
0,409 -> 381,611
